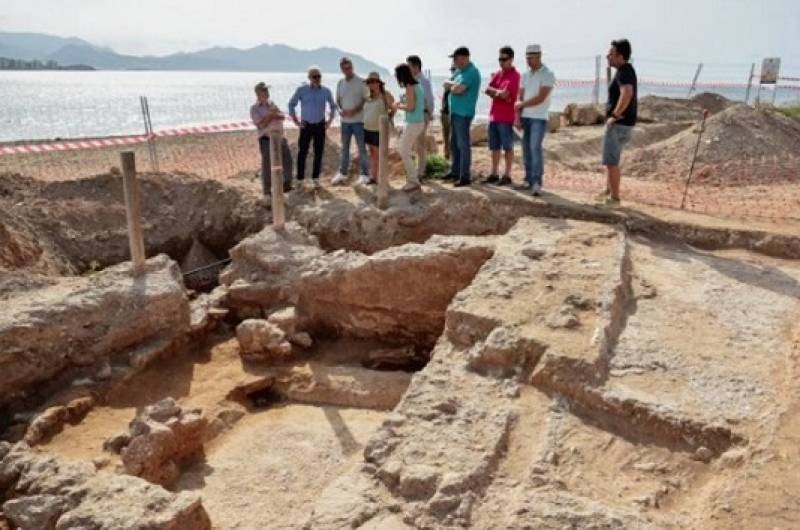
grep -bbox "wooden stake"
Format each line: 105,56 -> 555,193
744,63 -> 755,104
592,55 -> 601,105
687,63 -> 703,98
120,151 -> 146,275
269,132 -> 286,228
377,115 -> 390,209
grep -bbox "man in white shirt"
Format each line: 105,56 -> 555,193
514,44 -> 555,196
407,55 -> 434,181
333,57 -> 370,185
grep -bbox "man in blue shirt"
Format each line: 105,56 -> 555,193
288,66 -> 337,188
443,47 -> 481,186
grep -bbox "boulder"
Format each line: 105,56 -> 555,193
236,319 -> 293,361
0,442 -> 211,529
0,255 -> 190,406
548,111 -> 562,133
563,103 -> 604,126
470,124 -> 488,145
112,398 -> 209,487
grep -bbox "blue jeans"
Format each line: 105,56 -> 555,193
521,118 -> 547,187
340,122 -> 369,175
450,114 -> 473,182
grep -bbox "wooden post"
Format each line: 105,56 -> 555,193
592,55 -> 601,105
120,151 -> 146,275
377,115 -> 390,209
269,132 -> 286,228
687,63 -> 703,98
744,63 -> 755,104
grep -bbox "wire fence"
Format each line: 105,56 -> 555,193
1,59 -> 799,223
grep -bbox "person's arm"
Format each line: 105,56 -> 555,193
395,85 -> 416,111
326,88 -> 336,127
517,85 -> 552,108
609,85 -> 633,122
384,92 -> 397,118
288,88 -> 302,126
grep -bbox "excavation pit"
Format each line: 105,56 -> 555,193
2,166 -> 800,529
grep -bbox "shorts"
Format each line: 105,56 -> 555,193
488,122 -> 514,151
364,129 -> 380,147
602,123 -> 634,166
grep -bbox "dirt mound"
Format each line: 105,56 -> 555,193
637,93 -> 732,123
626,103 -> 800,183
0,172 -> 269,276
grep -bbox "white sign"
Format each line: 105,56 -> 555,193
760,58 -> 781,85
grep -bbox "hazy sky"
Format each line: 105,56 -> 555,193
2,0 -> 799,76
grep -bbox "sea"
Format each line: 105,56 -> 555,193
1,69 -> 797,142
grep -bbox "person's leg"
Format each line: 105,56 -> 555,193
442,112 -> 451,160
296,125 -> 312,181
462,117 -> 473,181
504,149 -> 514,178
259,136 -> 271,195
530,119 -> 547,190
452,115 -> 472,183
449,114 -> 461,179
487,122 -> 501,179
399,122 -> 423,186
415,119 -> 429,179
368,144 -> 379,179
607,165 -> 621,199
521,118 -> 533,186
339,123 -> 353,176
352,122 -> 369,176
312,123 -> 326,181
280,138 -> 293,188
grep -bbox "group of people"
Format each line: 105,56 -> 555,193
250,39 -> 638,205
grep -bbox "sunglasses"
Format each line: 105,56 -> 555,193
310,74 -> 321,79
498,56 -> 511,62
366,79 -> 380,84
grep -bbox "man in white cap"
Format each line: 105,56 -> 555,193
514,44 -> 555,196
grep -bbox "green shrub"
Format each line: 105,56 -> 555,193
425,154 -> 451,178
778,105 -> 800,119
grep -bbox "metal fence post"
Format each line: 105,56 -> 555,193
593,55 -> 601,105
688,63 -> 703,98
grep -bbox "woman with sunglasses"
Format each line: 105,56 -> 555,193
362,72 -> 396,184
393,63 -> 425,192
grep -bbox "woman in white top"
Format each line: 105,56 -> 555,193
362,72 -> 395,184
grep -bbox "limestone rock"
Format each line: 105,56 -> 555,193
548,111 -> 562,133
0,255 -> 190,406
267,306 -> 300,335
236,319 -> 293,361
563,103 -> 604,126
290,331 -> 314,349
0,443 -> 211,529
470,124 -> 488,145
114,398 -> 209,486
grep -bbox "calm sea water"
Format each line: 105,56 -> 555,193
0,70 -> 795,142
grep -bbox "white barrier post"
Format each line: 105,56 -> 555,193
121,151 -> 146,275
688,63 -> 703,98
269,132 -> 286,228
593,55 -> 601,105
744,63 -> 755,104
377,115 -> 390,210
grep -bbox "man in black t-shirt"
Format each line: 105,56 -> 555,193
599,38 -> 637,205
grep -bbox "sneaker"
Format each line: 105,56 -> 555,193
514,181 -> 532,191
595,189 -> 610,202
604,195 -> 621,207
402,181 -> 421,192
498,175 -> 512,186
358,174 -> 372,186
481,174 -> 500,185
454,180 -> 472,188
331,173 -> 348,185
531,183 -> 542,196
312,178 -> 321,189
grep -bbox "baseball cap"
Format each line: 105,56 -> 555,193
526,44 -> 542,54
449,46 -> 470,58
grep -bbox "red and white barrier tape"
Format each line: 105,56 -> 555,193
0,121 -> 256,156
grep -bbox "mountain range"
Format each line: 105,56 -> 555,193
0,32 -> 387,74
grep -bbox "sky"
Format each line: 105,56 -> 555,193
2,0 -> 799,78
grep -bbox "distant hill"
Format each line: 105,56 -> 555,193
0,32 -> 387,74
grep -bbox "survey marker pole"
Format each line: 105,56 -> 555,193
121,151 -> 146,275
269,132 -> 286,229
377,115 -> 390,209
